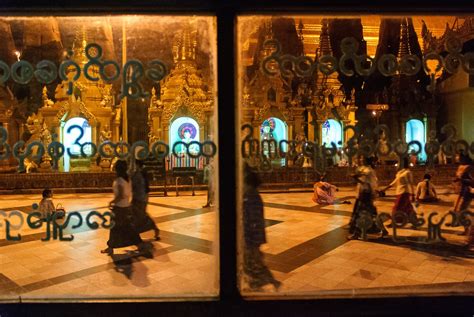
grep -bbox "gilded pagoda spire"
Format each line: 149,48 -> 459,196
173,23 -> 197,63
398,17 -> 412,58
318,19 -> 333,57
298,19 -> 304,46
71,25 -> 89,67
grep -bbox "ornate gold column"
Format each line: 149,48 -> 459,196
307,109 -> 314,141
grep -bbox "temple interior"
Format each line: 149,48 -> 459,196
0,14 -> 473,301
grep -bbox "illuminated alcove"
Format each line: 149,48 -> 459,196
406,119 -> 426,161
169,116 -> 200,155
321,119 -> 343,147
62,117 -> 92,172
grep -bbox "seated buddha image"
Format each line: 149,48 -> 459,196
261,122 -> 274,141
178,123 -> 199,154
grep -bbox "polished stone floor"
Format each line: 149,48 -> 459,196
0,185 -> 473,301
0,192 -> 218,301
243,185 -> 474,297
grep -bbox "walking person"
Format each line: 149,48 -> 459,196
348,156 -> 386,240
132,160 -> 160,240
101,160 -> 143,256
453,152 -> 474,236
382,156 -> 417,227
243,165 -> 281,291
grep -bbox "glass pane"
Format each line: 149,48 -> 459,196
0,15 -> 219,301
237,15 -> 474,298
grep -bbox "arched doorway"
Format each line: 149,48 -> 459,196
406,119 -> 426,162
62,117 -> 92,172
321,119 -> 343,147
260,117 -> 287,166
169,117 -> 200,168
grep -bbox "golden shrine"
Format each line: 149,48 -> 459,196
148,23 -> 214,148
24,28 -> 119,172
241,18 -> 357,166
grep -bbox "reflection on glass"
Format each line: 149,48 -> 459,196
0,15 -> 218,301
237,15 -> 474,298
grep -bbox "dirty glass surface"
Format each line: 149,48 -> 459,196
0,15 -> 219,301
237,15 -> 474,298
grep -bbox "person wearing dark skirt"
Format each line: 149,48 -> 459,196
131,160 -> 160,240
348,156 -> 387,240
243,165 -> 281,291
101,160 -> 143,256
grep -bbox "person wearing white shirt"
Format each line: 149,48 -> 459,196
101,160 -> 143,256
415,174 -> 438,203
383,157 -> 416,226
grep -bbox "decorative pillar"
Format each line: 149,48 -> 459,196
199,126 -> 205,142
252,120 -> 260,140
293,114 -> 304,137
164,126 -> 170,145
400,116 -> 407,143
1,122 -> 10,168
307,109 -> 314,141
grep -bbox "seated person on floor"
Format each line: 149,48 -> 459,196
312,176 -> 350,205
39,189 -> 56,219
415,174 -> 438,203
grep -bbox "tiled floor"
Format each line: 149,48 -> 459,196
0,192 -> 219,301
1,186 -> 473,302
243,186 -> 474,297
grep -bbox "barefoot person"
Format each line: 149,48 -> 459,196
101,160 -> 143,256
312,176 -> 350,205
348,156 -> 386,240
132,160 -> 160,240
382,157 -> 416,226
453,152 -> 474,236
202,158 -> 214,208
415,174 -> 438,203
39,189 -> 56,220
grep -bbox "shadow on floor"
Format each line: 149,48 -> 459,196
110,241 -> 155,280
365,236 -> 474,260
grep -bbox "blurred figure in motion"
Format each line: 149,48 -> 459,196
348,155 -> 387,240
243,164 -> 281,291
383,156 -> 416,227
132,160 -> 160,240
101,160 -> 143,256
453,152 -> 474,237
